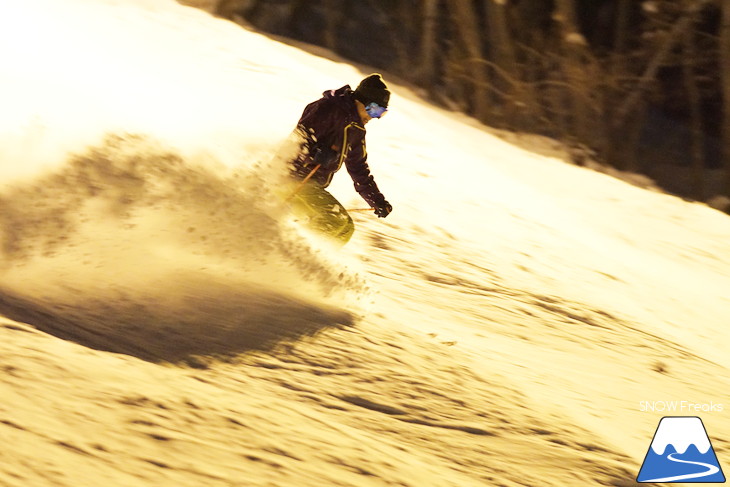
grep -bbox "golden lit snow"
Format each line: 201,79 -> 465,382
0,1 -> 728,486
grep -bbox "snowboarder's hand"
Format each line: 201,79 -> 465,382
374,201 -> 392,218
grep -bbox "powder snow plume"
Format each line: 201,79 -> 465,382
0,133 -> 364,364
3,1 -> 730,486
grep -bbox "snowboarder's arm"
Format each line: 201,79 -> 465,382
344,129 -> 387,209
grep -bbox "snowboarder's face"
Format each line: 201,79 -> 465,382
355,100 -> 373,125
356,101 -> 387,125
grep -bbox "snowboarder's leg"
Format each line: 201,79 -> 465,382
289,183 -> 354,245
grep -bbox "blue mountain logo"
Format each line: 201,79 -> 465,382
637,416 -> 726,483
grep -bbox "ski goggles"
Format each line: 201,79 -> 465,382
365,102 -> 388,119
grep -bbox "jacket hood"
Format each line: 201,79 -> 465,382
322,85 -> 353,99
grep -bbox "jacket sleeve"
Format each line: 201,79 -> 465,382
344,128 -> 386,207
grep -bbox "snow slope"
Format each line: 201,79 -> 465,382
1,1 -> 729,486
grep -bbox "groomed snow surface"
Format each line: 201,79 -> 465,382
1,1 -> 729,486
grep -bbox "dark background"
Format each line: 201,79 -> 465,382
215,0 -> 729,209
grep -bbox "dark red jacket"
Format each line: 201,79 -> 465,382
289,85 -> 387,208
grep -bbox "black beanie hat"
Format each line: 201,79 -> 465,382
354,73 -> 390,108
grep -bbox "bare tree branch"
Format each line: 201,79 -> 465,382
612,1 -> 712,128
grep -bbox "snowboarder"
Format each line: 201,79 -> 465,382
286,73 -> 393,244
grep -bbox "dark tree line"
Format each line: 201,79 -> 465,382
215,0 -> 730,208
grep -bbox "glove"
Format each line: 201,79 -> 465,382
374,201 -> 392,218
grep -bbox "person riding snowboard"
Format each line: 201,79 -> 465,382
286,73 -> 393,244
